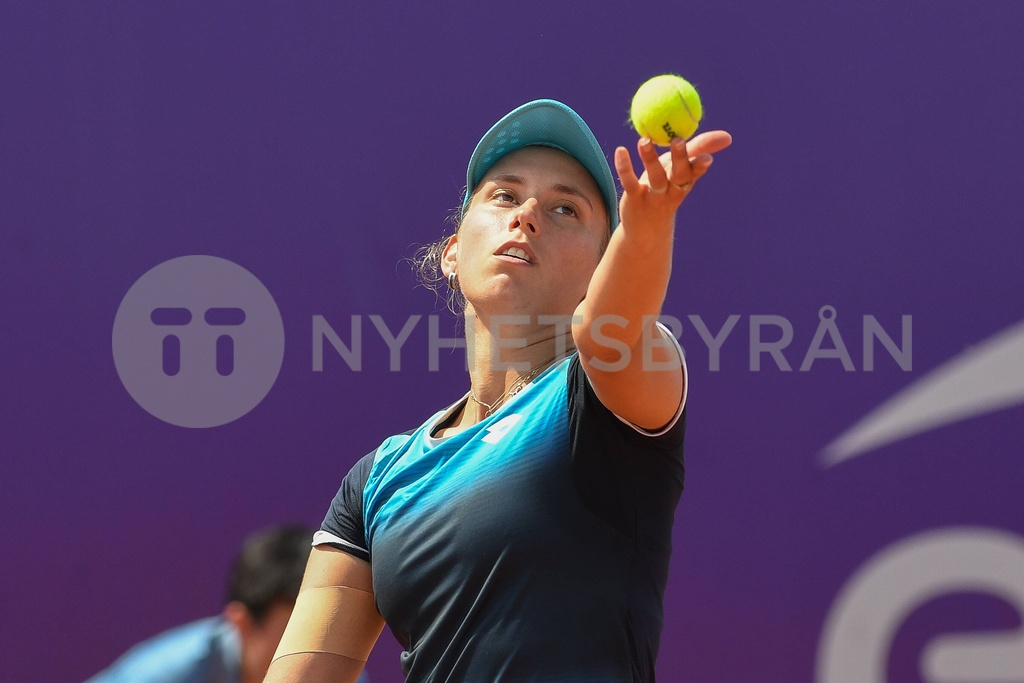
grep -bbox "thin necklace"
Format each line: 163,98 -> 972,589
468,355 -> 565,417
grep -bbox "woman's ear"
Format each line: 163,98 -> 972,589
440,234 -> 459,278
223,600 -> 255,637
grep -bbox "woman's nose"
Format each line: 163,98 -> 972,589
509,197 -> 540,234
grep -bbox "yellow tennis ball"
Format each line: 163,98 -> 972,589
630,74 -> 703,146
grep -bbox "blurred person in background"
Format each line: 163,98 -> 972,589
87,524 -> 370,683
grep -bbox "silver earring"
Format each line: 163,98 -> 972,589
447,272 -> 458,290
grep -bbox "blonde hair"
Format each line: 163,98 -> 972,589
409,202 -> 465,317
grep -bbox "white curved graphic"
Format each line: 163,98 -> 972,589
816,527 -> 1024,683
821,320 -> 1024,466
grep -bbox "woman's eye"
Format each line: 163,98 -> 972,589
493,190 -> 516,204
553,204 -> 578,217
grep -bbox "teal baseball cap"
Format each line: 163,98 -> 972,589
464,99 -> 619,229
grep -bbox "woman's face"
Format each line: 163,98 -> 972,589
443,146 -> 609,323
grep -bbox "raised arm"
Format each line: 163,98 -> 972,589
264,545 -> 385,683
573,132 -> 732,430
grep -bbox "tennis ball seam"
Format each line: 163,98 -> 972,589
675,88 -> 698,128
658,89 -> 698,141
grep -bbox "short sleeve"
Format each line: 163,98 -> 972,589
567,352 -> 687,451
317,450 -> 377,562
567,355 -> 687,549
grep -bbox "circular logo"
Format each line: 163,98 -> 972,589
817,527 -> 1024,682
112,256 -> 285,428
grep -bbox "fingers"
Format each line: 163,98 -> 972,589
638,138 -> 669,191
618,138 -> 693,195
617,130 -> 730,197
614,145 -> 640,194
667,137 -> 692,189
689,153 -> 714,183
687,130 -> 733,157
667,133 -> 727,189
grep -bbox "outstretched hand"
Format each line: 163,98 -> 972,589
613,130 -> 732,233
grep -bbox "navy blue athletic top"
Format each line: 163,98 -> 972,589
318,354 -> 686,682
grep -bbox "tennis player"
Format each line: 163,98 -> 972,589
266,99 -> 731,682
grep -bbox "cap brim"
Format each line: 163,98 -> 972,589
464,99 -> 619,229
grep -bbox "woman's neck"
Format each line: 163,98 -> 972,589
461,311 -> 575,423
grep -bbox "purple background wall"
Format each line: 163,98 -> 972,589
3,2 -> 1023,681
